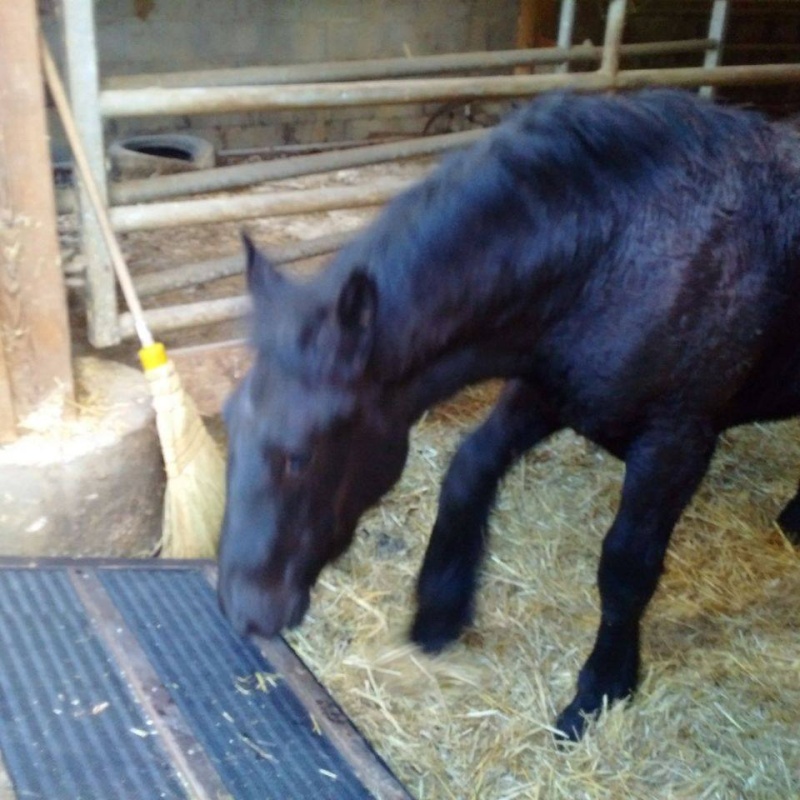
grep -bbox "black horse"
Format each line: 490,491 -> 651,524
219,89 -> 800,740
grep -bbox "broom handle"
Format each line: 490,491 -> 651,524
40,36 -> 154,348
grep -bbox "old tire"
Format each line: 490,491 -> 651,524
108,133 -> 216,179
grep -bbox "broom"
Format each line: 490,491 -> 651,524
41,38 -> 225,559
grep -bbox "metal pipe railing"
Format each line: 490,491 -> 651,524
103,39 -> 715,90
99,62 -> 800,118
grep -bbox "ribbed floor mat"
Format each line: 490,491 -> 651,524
0,569 -> 185,799
0,562 -> 410,800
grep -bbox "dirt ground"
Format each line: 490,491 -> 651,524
61,157 -> 800,800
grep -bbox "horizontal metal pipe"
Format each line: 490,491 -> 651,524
100,63 -> 800,118
119,296 -> 250,339
217,136 -> 402,158
100,72 -> 603,116
615,62 -> 800,90
103,40 -> 714,90
54,136 -> 413,212
135,253 -> 240,297
110,129 -> 482,205
110,177 -> 410,232
135,229 -> 354,297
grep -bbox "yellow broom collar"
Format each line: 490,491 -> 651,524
139,341 -> 168,372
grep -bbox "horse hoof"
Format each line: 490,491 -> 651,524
554,702 -> 592,743
409,606 -> 468,653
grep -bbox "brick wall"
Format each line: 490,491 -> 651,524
42,0 -> 518,161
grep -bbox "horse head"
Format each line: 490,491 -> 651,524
218,236 -> 409,637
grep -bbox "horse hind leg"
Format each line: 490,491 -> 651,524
411,379 -> 559,653
555,421 -> 718,741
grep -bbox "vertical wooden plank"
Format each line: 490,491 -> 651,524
515,0 -> 538,53
62,0 -> 119,346
700,0 -> 730,98
0,0 -> 74,440
514,0 -> 558,74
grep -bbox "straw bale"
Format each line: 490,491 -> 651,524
285,383 -> 800,799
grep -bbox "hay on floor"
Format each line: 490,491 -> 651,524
285,383 -> 800,799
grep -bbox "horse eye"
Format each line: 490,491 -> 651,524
283,452 -> 311,479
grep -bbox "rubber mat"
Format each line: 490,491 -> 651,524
0,569 -> 185,799
0,562 -> 410,800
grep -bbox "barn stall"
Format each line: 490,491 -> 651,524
1,0 -> 799,797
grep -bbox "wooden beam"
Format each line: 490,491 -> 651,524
0,0 -> 74,439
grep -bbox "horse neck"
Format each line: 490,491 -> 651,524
334,130 -> 612,421
366,215 -> 589,422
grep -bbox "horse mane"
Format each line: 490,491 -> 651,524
307,90 -> 776,377
327,90 -> 768,289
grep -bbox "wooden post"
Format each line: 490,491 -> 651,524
63,0 -> 119,346
515,0 -> 558,74
0,0 -> 74,442
516,0 -> 538,55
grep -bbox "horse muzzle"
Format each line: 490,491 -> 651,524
218,571 -> 311,639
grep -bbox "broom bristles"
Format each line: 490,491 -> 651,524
144,358 -> 226,559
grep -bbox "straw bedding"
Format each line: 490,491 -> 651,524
282,383 -> 799,800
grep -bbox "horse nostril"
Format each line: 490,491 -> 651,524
218,572 -> 296,639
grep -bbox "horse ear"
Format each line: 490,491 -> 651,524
334,269 -> 377,374
336,269 -> 376,333
242,232 -> 283,299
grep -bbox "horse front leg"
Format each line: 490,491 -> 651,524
411,379 -> 558,652
555,422 -> 718,741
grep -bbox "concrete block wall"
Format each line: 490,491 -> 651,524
42,0 -> 518,161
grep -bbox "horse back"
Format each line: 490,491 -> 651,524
511,95 -> 800,441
